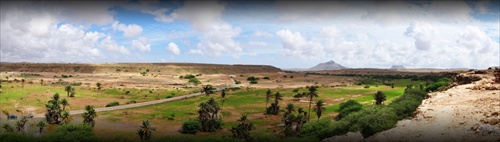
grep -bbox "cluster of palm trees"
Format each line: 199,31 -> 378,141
231,114 -> 254,141
65,85 -> 76,97
198,98 -> 222,132
265,89 -> 283,115
282,103 -> 307,137
45,93 -> 71,124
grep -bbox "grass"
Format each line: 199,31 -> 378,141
0,78 -> 417,141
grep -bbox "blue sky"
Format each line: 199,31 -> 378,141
1,0 -> 499,69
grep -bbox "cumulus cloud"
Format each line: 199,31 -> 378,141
189,21 -> 242,58
112,21 -> 143,38
100,35 -> 130,55
167,42 -> 181,55
457,26 -> 499,53
131,37 -> 151,52
404,22 -> 439,51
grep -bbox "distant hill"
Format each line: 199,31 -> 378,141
390,65 -> 406,69
0,62 -> 282,74
309,60 -> 347,71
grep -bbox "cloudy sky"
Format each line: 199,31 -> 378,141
1,0 -> 499,69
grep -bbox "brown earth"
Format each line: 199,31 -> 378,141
324,71 -> 500,142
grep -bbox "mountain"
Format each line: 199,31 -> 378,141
390,65 -> 406,69
309,60 -> 347,71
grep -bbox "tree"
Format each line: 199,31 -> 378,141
96,82 -> 102,95
60,98 -> 69,111
201,85 -> 214,97
82,105 -> 97,127
15,116 -> 28,134
35,120 -> 47,135
306,86 -> 319,122
61,111 -> 72,125
197,98 -> 222,132
137,119 -> 156,141
313,100 -> 326,119
231,114 -> 254,141
65,86 -> 72,97
21,79 -> 25,94
374,91 -> 386,105
40,79 -> 44,86
220,89 -> 227,110
45,93 -> 65,124
265,89 -> 272,118
284,103 -> 295,117
266,92 -> 283,115
69,88 -> 75,97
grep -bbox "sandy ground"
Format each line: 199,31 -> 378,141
324,72 -> 500,142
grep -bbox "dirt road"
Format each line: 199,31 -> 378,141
33,87 -> 227,118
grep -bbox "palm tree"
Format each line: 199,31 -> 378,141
231,114 -> 253,140
61,111 -> 72,124
137,119 -> 156,141
83,105 -> 97,127
60,98 -> 69,111
21,79 -> 25,94
294,113 -> 306,135
273,92 -> 283,106
40,79 -> 44,86
65,86 -> 72,97
201,85 -> 214,97
265,89 -> 272,118
35,120 -> 47,135
284,103 -> 295,117
374,91 -> 386,105
15,116 -> 28,134
313,100 -> 326,119
220,89 -> 227,110
96,82 -> 102,95
306,86 -> 319,122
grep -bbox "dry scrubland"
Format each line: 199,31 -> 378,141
1,63 -> 497,142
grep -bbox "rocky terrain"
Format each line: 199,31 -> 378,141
325,70 -> 500,142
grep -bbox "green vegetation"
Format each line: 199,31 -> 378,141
181,120 -> 202,134
188,78 -> 201,85
105,101 -> 120,107
137,120 -> 156,141
247,76 -> 259,84
425,77 -> 451,92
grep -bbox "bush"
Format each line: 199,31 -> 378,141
235,80 -> 241,84
301,119 -> 333,139
166,95 -> 173,98
335,105 -> 362,120
425,77 -> 451,92
106,101 -> 120,107
246,76 -> 259,81
250,80 -> 258,84
292,88 -> 300,93
364,85 -> 370,88
263,77 -> 270,80
188,78 -> 201,85
344,106 -> 398,138
182,120 -> 202,134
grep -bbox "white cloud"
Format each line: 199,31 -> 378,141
191,21 -> 242,57
404,22 -> 439,51
145,8 -> 174,23
112,21 -> 143,38
131,37 -> 151,52
167,42 -> 181,55
100,35 -> 130,55
457,26 -> 498,53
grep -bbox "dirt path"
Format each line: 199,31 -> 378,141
33,87 -> 228,118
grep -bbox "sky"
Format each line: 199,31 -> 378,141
1,0 -> 499,69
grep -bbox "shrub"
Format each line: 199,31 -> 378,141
292,88 -> 300,93
166,95 -> 173,98
182,120 -> 202,134
335,105 -> 362,120
263,77 -> 270,80
301,119 -> 333,139
188,78 -> 201,85
235,80 -> 241,84
246,76 -> 259,81
344,106 -> 398,138
250,80 -> 258,84
364,85 -> 370,88
425,77 -> 451,92
106,102 -> 119,107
